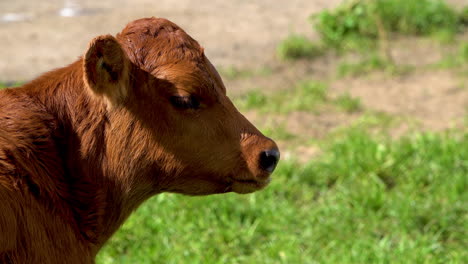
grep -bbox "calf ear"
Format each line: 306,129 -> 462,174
83,35 -> 130,105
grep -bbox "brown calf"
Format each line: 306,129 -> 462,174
0,18 -> 279,263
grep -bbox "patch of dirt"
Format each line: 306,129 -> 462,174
224,58 -> 337,97
244,109 -> 361,140
331,69 -> 467,131
0,0 -> 342,81
243,109 -> 361,162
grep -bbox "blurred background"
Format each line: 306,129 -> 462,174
0,0 -> 334,80
1,0 -> 467,263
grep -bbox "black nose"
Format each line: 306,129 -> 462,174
259,149 -> 280,173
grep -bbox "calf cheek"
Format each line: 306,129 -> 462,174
179,119 -> 242,174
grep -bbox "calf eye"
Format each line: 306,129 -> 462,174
169,95 -> 200,110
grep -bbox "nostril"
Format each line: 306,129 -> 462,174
259,149 -> 280,173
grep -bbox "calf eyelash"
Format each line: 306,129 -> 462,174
169,95 -> 200,110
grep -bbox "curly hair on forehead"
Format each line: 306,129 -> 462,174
116,17 -> 205,73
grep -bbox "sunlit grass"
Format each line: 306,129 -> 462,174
0,81 -> 22,89
436,42 -> 468,69
334,92 -> 362,113
312,0 -> 464,51
234,80 -> 364,115
219,66 -> 273,80
277,35 -> 324,60
234,81 -> 328,114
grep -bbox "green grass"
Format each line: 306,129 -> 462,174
461,6 -> 468,26
334,92 -> 362,112
436,42 -> 468,69
340,111 -> 399,132
219,66 -> 273,80
277,0 -> 467,60
272,0 -> 468,95
0,81 -> 22,89
261,124 -> 296,141
312,0 -> 465,51
234,81 -> 365,115
277,35 -> 323,60
234,90 -> 269,110
338,55 -> 391,77
431,28 -> 457,44
337,54 -> 415,77
97,130 -> 467,263
234,81 -> 328,113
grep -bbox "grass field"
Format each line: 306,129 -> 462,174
97,130 -> 467,263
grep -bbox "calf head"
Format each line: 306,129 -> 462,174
82,18 -> 279,196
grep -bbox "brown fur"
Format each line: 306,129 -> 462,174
0,17 -> 278,263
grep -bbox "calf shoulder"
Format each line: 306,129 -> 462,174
0,88 -> 93,263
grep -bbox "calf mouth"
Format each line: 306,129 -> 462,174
228,176 -> 271,194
